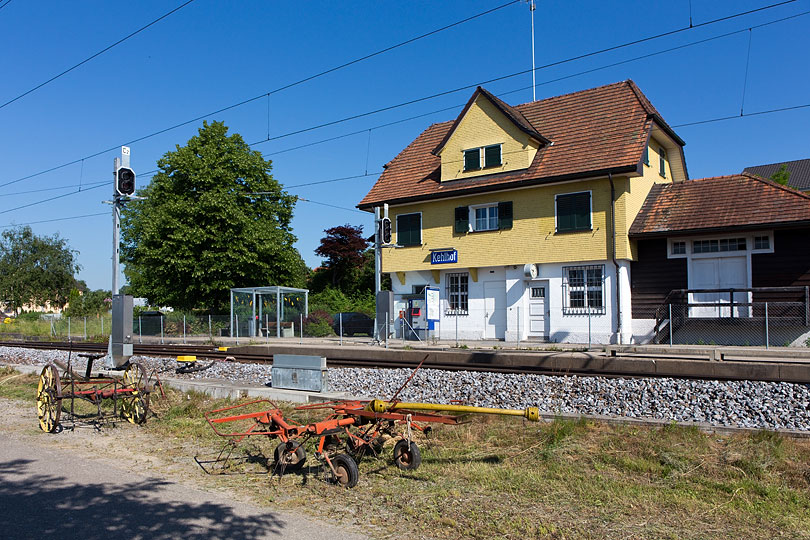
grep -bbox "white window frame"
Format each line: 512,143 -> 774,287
752,232 -> 774,254
468,203 -> 499,232
445,272 -> 469,315
462,143 -> 503,171
562,264 -> 605,315
395,211 -> 423,247
554,190 -> 593,233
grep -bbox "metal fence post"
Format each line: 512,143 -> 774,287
765,302 -> 770,349
84,316 -> 87,341
68,317 -> 71,341
266,313 -> 269,344
402,316 -> 406,345
455,312 -> 459,347
235,315 -> 239,345
587,307 -> 592,349
669,304 -> 673,345
101,317 -> 104,338
160,316 -> 164,345
299,314 -> 303,344
183,315 -> 186,344
208,314 -> 212,341
516,306 -> 520,348
339,313 -> 343,346
385,319 -> 389,349
139,316 -> 142,344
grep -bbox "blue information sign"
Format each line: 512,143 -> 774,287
430,250 -> 458,264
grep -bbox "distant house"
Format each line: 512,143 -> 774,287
744,158 -> 810,192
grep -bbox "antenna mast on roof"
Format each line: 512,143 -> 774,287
528,0 -> 536,101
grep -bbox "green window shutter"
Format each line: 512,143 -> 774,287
464,149 -> 480,171
484,145 -> 501,168
497,201 -> 512,229
397,213 -> 421,246
454,206 -> 469,234
643,146 -> 649,166
556,193 -> 591,232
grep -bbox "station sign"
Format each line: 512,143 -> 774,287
430,249 -> 458,265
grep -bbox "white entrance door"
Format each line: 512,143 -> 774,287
527,282 -> 548,340
690,256 -> 749,317
483,281 -> 506,339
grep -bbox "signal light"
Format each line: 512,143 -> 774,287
116,167 -> 136,196
381,217 -> 392,244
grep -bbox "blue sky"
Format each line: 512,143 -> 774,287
1,0 -> 808,291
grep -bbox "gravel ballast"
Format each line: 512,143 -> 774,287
3,346 -> 809,432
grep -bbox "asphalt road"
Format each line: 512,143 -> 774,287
0,435 -> 369,540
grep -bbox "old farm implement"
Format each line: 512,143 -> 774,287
36,353 -> 151,432
203,398 -> 540,488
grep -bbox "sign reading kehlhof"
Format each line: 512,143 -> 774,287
430,249 -> 458,265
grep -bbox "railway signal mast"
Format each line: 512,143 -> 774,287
109,147 -> 135,368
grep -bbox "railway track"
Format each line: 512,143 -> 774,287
1,339 -> 610,377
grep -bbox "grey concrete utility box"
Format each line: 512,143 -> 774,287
271,354 -> 328,392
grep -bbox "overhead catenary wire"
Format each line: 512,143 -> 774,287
262,8 -> 810,159
0,211 -> 108,229
0,0 -> 797,191
0,1 -> 519,190
0,0 -> 13,13
0,0 -> 199,111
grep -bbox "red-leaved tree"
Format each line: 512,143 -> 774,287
314,225 -> 370,290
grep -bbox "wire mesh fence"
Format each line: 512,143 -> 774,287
654,301 -> 810,347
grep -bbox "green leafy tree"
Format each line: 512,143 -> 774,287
770,164 -> 791,186
65,288 -> 112,317
0,226 -> 80,314
121,121 -> 306,312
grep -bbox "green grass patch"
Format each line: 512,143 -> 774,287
2,365 -> 809,539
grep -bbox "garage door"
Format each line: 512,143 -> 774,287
689,256 -> 749,317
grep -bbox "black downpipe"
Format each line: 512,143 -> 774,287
608,174 -> 622,340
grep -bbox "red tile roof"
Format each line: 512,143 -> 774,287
358,80 -> 679,209
629,173 -> 810,237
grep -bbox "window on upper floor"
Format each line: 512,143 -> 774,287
463,148 -> 481,171
659,146 -> 667,178
555,192 -> 591,233
396,213 -> 421,246
671,241 -> 686,255
484,144 -> 502,168
463,144 -> 502,172
455,201 -> 512,233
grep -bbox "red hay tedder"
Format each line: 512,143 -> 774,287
203,397 -> 540,488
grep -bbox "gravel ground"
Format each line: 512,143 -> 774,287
3,346 -> 809,431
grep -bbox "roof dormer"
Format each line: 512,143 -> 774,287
432,87 -> 550,182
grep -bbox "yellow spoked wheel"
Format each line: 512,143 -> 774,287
37,364 -> 62,433
121,363 -> 149,425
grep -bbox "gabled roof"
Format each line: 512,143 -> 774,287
431,86 -> 551,155
743,158 -> 810,191
629,173 -> 810,237
359,80 -> 682,209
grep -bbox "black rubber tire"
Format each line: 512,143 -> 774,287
332,453 -> 359,488
274,441 -> 306,472
393,440 -> 421,471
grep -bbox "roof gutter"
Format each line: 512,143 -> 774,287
357,164 -> 639,211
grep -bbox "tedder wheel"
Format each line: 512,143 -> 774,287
37,364 -> 62,433
332,453 -> 359,488
393,439 -> 422,471
121,363 -> 149,425
274,441 -> 307,472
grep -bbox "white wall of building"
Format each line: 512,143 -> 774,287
391,259 -> 632,344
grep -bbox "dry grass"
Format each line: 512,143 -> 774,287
2,366 -> 810,539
